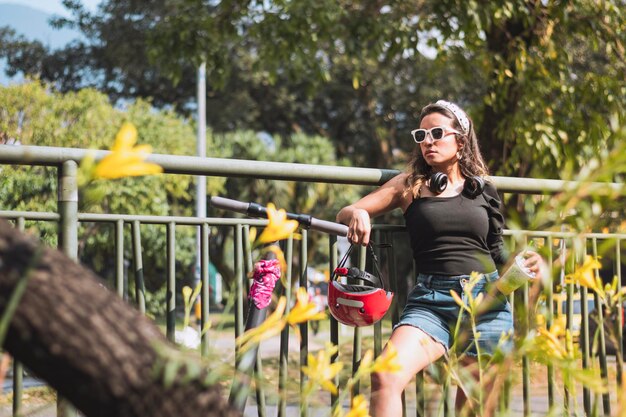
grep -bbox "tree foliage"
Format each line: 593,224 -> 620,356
0,81 -> 363,299
1,1 -> 625,285
0,82 -> 197,307
2,1 -> 623,175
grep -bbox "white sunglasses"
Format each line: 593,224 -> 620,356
410,126 -> 461,143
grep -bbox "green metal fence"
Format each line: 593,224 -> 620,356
1,145 -> 625,417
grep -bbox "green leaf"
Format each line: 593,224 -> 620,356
162,359 -> 181,389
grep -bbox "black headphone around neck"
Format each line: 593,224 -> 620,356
428,173 -> 485,198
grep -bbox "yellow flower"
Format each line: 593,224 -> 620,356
372,341 -> 402,374
93,122 -> 163,179
612,285 -> 626,305
182,282 -> 202,329
534,324 -> 569,361
236,297 -> 287,352
182,286 -> 192,301
257,203 -> 299,244
345,394 -> 370,417
113,122 -> 137,149
564,256 -> 604,297
472,292 -> 485,309
286,287 -> 327,325
302,343 -> 343,394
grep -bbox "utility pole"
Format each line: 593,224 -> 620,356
195,62 -> 207,290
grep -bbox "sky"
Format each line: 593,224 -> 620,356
0,1 -> 100,84
3,0 -> 99,15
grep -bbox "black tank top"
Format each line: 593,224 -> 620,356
403,183 -> 507,276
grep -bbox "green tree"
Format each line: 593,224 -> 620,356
2,1 -> 624,181
0,1 -> 473,168
0,81 -> 198,315
0,81 -> 363,296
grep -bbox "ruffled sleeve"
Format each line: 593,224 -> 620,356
483,182 -> 510,268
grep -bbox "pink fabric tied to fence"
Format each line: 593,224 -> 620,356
249,259 -> 281,309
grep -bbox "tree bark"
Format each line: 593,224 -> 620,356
0,219 -> 240,417
480,2 -> 549,173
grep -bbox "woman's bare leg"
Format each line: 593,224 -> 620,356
370,326 -> 446,417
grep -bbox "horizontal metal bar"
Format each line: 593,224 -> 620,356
79,214 -> 270,226
2,210 -> 625,239
0,211 -> 60,221
1,145 -> 623,194
494,176 -> 624,195
0,145 -> 396,186
503,230 -> 626,240
0,211 -> 266,226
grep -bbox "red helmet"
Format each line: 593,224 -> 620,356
328,267 -> 394,327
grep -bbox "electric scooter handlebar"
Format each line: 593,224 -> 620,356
308,217 -> 349,237
210,196 -> 349,237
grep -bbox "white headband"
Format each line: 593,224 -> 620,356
435,100 -> 470,133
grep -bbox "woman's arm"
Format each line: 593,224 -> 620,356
336,173 -> 409,246
484,182 -> 547,279
483,181 -> 509,269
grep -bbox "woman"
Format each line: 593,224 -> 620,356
336,100 -> 544,416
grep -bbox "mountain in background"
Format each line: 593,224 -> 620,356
0,3 -> 80,47
0,3 -> 81,84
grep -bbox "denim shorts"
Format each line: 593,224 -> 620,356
395,271 -> 513,357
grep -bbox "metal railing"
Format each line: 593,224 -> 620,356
1,144 -> 625,417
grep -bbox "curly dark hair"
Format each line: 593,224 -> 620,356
404,102 -> 489,198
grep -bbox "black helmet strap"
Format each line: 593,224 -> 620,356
367,243 -> 388,291
332,243 -> 389,291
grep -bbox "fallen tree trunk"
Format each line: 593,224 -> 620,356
0,220 -> 240,417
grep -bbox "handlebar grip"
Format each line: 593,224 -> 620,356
209,196 -> 250,215
309,218 -> 349,237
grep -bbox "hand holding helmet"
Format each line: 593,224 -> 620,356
328,244 -> 394,327
346,208 -> 371,246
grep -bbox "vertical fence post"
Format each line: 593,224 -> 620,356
278,235 -> 294,417
166,222 -> 176,342
328,235 -> 340,411
12,217 -> 25,417
581,280 -> 592,414
246,225 -> 267,417
58,161 -> 78,259
545,236 -> 555,410
616,238 -> 623,387
350,245 -> 366,399
593,237 -> 611,416
57,160 -> 78,417
115,220 -> 125,298
299,229 -> 309,417
564,237 -> 576,413
234,224 -> 244,340
200,223 -> 210,358
373,229 -> 383,358
12,359 -> 22,417
132,221 -> 146,314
